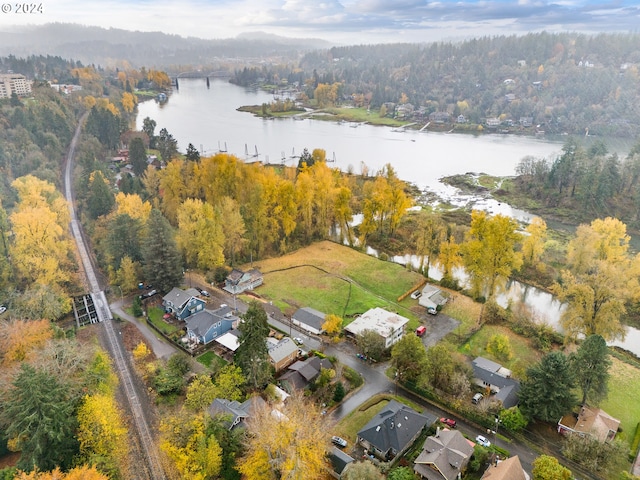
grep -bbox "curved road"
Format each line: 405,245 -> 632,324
63,114 -> 166,480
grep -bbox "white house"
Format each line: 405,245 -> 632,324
344,307 -> 409,348
291,307 -> 326,335
418,285 -> 448,312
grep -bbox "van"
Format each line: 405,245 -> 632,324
472,393 -> 484,404
416,325 -> 427,337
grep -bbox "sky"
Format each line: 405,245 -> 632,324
1,0 -> 639,44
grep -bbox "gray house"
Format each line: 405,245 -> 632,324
414,429 -> 474,480
163,287 -> 206,320
357,400 -> 435,460
185,305 -> 239,345
207,396 -> 266,430
292,307 -> 326,335
223,268 -> 263,294
418,285 -> 448,312
472,357 -> 520,408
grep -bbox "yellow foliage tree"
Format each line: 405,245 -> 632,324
237,391 -> 331,480
322,314 -> 343,336
14,466 -> 109,479
0,319 -> 53,365
116,255 -> 141,293
83,95 -> 97,110
177,198 -> 225,270
115,192 -> 152,223
132,341 -> 152,363
522,217 -> 547,267
121,91 -> 137,113
77,393 -> 128,477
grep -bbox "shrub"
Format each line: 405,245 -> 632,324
486,334 -> 513,361
333,381 -> 346,402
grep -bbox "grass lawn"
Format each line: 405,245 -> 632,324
197,351 -> 228,370
147,306 -> 180,335
319,107 -> 408,127
459,325 -> 543,378
600,357 -> 640,444
246,241 -> 424,321
441,292 -> 483,337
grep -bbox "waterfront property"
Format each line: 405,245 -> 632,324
344,307 -> 409,348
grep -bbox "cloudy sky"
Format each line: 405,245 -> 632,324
2,0 -> 639,43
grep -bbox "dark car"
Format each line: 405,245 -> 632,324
439,417 -> 457,428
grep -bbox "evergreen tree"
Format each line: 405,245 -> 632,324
519,351 -> 577,422
142,209 -> 183,292
86,171 -> 114,219
129,137 -> 147,177
142,116 -> 157,149
235,301 -> 271,389
1,364 -> 79,472
185,143 -> 200,162
570,334 -> 611,405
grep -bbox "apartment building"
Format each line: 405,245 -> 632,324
0,74 -> 32,99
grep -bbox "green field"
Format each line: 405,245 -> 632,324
197,351 -> 228,370
247,241 -> 424,321
600,357 -> 640,443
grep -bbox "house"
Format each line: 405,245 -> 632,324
267,337 -> 299,372
456,115 -> 467,124
396,103 -> 415,119
223,268 -> 263,294
162,287 -> 206,320
207,395 -> 266,430
185,305 -> 239,345
357,400 -> 435,461
480,455 -> 529,480
519,117 -> 533,127
414,428 -> 475,480
471,357 -> 520,408
429,111 -> 451,124
418,285 -> 448,312
278,356 -> 333,391
344,307 -> 409,348
558,405 -> 620,443
329,447 -> 355,479
486,117 -> 501,127
214,329 -> 241,360
292,307 -> 326,335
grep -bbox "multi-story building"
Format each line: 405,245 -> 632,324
0,74 -> 32,99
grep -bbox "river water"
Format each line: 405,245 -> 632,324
136,78 -> 639,355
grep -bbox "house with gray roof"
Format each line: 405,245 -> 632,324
414,429 -> 474,480
278,356 -> 333,391
329,447 -> 355,478
162,287 -> 205,320
472,357 -> 520,408
357,400 -> 435,461
223,268 -> 263,294
267,337 -> 299,372
418,285 -> 448,312
207,395 -> 266,430
292,307 -> 326,335
185,305 -> 239,345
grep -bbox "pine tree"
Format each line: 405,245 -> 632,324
142,209 -> 183,292
235,302 -> 271,390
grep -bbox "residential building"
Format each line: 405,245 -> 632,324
429,111 -> 451,124
267,337 -> 299,372
471,357 -> 520,408
344,307 -> 409,348
292,307 -> 326,335
480,455 -> 529,480
414,428 -> 475,480
278,356 -> 333,391
329,447 -> 355,479
162,287 -> 205,320
418,285 -> 448,312
223,268 -> 263,294
558,405 -> 620,443
486,117 -> 501,127
0,73 -> 31,98
207,395 -> 266,430
185,305 -> 239,345
357,400 -> 435,461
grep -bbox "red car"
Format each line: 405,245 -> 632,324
439,417 -> 457,428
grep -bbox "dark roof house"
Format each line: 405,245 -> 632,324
472,357 -> 520,408
185,305 -> 239,345
329,447 -> 355,478
278,356 -> 333,391
162,287 -> 206,320
207,395 -> 266,430
292,307 -> 326,335
223,268 -> 263,294
414,429 -> 474,480
357,400 -> 435,461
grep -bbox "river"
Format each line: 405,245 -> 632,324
136,78 -> 640,355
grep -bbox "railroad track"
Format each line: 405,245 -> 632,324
64,113 -> 165,479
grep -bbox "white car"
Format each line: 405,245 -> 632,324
331,436 -> 347,448
475,435 -> 491,448
410,290 -> 422,299
0,305 -> 6,314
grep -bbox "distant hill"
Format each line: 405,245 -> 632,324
0,23 -> 331,69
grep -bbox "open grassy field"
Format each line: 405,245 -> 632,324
600,357 -> 640,443
246,241 -> 424,322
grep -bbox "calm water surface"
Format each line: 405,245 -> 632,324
137,79 -> 640,355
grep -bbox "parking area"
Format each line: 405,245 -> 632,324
419,313 -> 460,347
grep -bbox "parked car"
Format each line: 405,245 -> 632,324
472,393 -> 484,404
0,304 -> 6,315
426,306 -> 438,315
293,337 -> 304,345
200,290 -> 210,297
475,435 -> 491,447
410,290 -> 422,299
331,436 -> 347,448
415,325 -> 427,337
439,417 -> 457,428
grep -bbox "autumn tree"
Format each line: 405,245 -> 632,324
143,209 -> 183,293
570,334 -> 611,405
437,234 -> 462,287
237,391 -> 331,480
486,333 -> 513,361
461,211 -> 522,299
356,329 -> 386,362
217,196 -> 247,265
235,302 -> 271,390
160,411 -> 222,480
553,217 -> 637,341
177,198 -> 225,271
518,351 -> 576,422
391,332 -> 427,383
532,455 -> 572,480
342,461 -> 384,480
13,466 -> 109,479
522,217 -> 547,268
413,214 -> 446,278
0,319 -> 53,366
419,342 -> 470,398
322,314 -> 343,336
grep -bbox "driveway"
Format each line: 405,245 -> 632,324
420,312 -> 460,347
